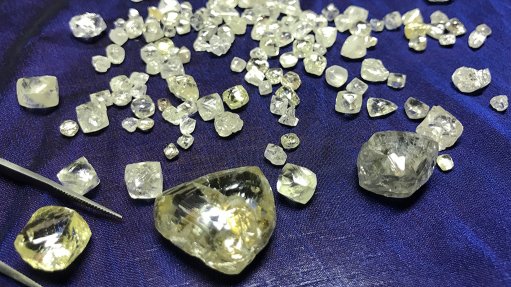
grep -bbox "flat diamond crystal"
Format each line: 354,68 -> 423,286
222,85 -> 249,110
92,56 -> 111,73
69,13 -> 107,39
490,95 -> 508,112
125,162 -> 163,199
57,157 -> 100,195
17,76 -> 59,109
167,75 -> 199,102
387,73 -> 407,89
122,117 -> 139,133
14,206 -> 92,272
437,154 -> 454,172
325,65 -> 348,88
452,67 -> 491,93
164,143 -> 179,160
416,106 -> 464,151
336,91 -> 363,114
214,111 -> 243,137
59,120 -> 80,137
357,131 -> 439,198
277,163 -> 317,204
177,134 -> 194,149
264,144 -> 287,166
361,58 -> 389,82
76,101 -> 109,133
154,166 -> 276,275
405,97 -> 430,120
367,98 -> 397,117
197,93 -> 224,121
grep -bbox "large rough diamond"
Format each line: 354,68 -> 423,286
416,106 -> 463,151
14,206 -> 92,271
16,76 -> 59,109
357,131 -> 438,198
69,13 -> 107,39
154,166 -> 276,275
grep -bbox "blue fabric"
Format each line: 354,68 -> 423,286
1,0 -> 511,286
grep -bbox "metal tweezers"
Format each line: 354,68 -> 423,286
0,261 -> 42,287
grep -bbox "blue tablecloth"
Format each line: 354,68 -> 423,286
1,0 -> 510,286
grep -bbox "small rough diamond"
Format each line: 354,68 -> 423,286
164,143 -> 179,160
60,120 -> 79,137
405,97 -> 430,120
357,131 -> 438,198
341,35 -> 366,59
154,167 -> 276,275
387,73 -> 407,89
76,101 -> 109,133
439,34 -> 456,46
409,36 -> 427,52
214,112 -> 243,137
222,85 -> 249,110
177,134 -> 194,149
322,3 -> 340,22
57,157 -> 100,195
336,91 -> 363,114
370,19 -> 384,32
106,44 -> 126,65
157,98 -> 171,112
180,117 -> 196,135
197,93 -> 224,121
270,95 -> 289,116
315,27 -> 337,48
280,52 -> 298,68
137,118 -> 154,131
92,56 -> 111,73
281,133 -> 300,150
167,75 -> 199,102
346,78 -> 368,95
125,162 -> 163,199
437,154 -> 454,172
17,76 -> 59,109
384,11 -> 402,30
90,90 -> 113,107
402,8 -> 423,25
122,117 -> 139,133
445,18 -> 466,36
259,81 -> 272,96
416,106 -> 464,151
69,13 -> 107,39
430,11 -> 449,25
244,68 -> 265,86
404,23 -> 428,40
230,57 -> 246,73
264,144 -> 287,166
277,163 -> 317,204
325,65 -> 348,88
14,206 -> 92,271
110,75 -> 132,92
265,68 -> 283,85
130,95 -> 155,119
177,100 -> 197,116
367,98 -> 397,117
452,67 -> 491,93
361,59 -> 389,82
162,106 -> 186,125
281,72 -> 302,91
278,107 -> 299,127
109,27 -> 128,46
490,95 -> 508,112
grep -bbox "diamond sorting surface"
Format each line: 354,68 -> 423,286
387,73 -> 407,89
416,106 -> 464,151
304,53 -> 327,76
325,65 -> 348,88
405,97 -> 430,120
214,111 -> 243,137
106,44 -> 126,65
131,95 -> 155,119
281,133 -> 300,150
14,206 -> 92,271
154,166 -> 276,275
167,75 -> 199,102
59,120 -> 79,137
16,76 -> 59,109
230,57 -> 247,73
122,117 -> 139,133
125,162 -> 163,199
57,157 -> 100,195
177,134 -> 194,149
264,144 -> 287,166
92,56 -> 111,73
357,131 -> 439,198
367,98 -> 397,118
336,91 -> 363,114
197,93 -> 224,121
452,67 -> 491,93
277,163 -> 317,204
490,95 -> 508,112
76,101 -> 109,133
222,85 -> 250,110
69,13 -> 107,39
164,143 -> 179,160
437,154 -> 454,172
361,59 -> 389,82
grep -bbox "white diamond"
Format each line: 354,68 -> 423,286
315,26 -> 337,48
409,36 -> 427,52
57,157 -> 100,195
281,72 -> 301,90
279,52 -> 298,68
180,117 -> 196,135
336,91 -> 362,114
452,67 -> 491,93
162,106 -> 187,125
75,101 -> 109,133
16,76 -> 59,109
131,95 -> 155,119
361,58 -> 389,82
490,95 -> 508,112
91,56 -> 111,73
404,97 -> 430,120
278,107 -> 299,127
346,77 -> 368,95
264,144 -> 287,166
69,13 -> 107,39
125,162 -> 163,199
59,120 -> 79,137
197,93 -> 224,121
367,98 -> 397,117
244,68 -> 265,86
122,117 -> 139,133
341,35 -> 367,59
230,57 -> 246,73
167,75 -> 199,102
304,53 -> 327,76
214,112 -> 244,137
109,27 -> 128,46
439,34 -> 456,46
384,11 -> 402,30
106,44 -> 125,65
137,118 -> 155,131
437,154 -> 454,172
164,143 -> 179,160
325,65 -> 348,88
270,95 -> 289,116
277,163 -> 317,204
416,106 -> 463,151
259,81 -> 272,96
281,133 -> 300,150
90,90 -> 113,107
177,134 -> 194,149
387,73 -> 407,89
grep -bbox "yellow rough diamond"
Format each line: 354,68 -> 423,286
154,166 -> 276,275
14,206 -> 92,272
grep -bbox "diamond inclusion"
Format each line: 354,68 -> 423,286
154,166 -> 276,275
357,131 -> 439,198
14,206 -> 92,271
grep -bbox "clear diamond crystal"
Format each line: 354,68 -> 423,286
416,106 -> 463,151
325,65 -> 348,88
322,3 -> 340,22
177,100 -> 197,116
278,107 -> 299,127
468,25 -> 490,49
122,117 -> 139,133
357,131 -> 438,198
246,58 -> 269,73
260,36 -> 280,57
281,71 -> 301,91
402,8 -> 423,25
222,85 -> 249,110
60,120 -> 80,137
197,93 -> 224,121
57,157 -> 100,195
304,53 -> 327,76
279,52 -> 298,68
69,13 -> 107,39
490,95 -> 508,112
214,111 -> 243,137
336,91 -> 362,114
387,73 -> 407,89
275,85 -> 300,107
270,95 -> 289,116
125,16 -> 145,39
445,18 -> 466,36
130,95 -> 155,119
367,98 -> 397,117
430,11 -> 449,25
178,46 -> 191,64
125,162 -> 163,199
110,75 -> 132,92
259,81 -> 272,96
162,106 -> 187,125
112,91 -> 132,106
177,134 -> 194,149
179,117 -> 196,135
346,77 -> 368,95
244,68 -> 265,86
292,37 -> 314,58
157,98 -> 172,112
230,57 -> 247,73
164,143 -> 179,160
137,118 -> 154,131
384,11 -> 402,30
315,26 -> 337,48
75,101 -> 109,133
91,56 -> 111,73
409,36 -> 427,51
341,35 -> 367,59
17,76 -> 59,109
90,90 -> 113,107
405,97 -> 430,120
437,154 -> 454,172
106,44 -> 125,65
277,163 -> 317,204
265,68 -> 283,85
281,133 -> 300,150
109,27 -> 128,46
452,67 -> 491,93
143,18 -> 164,43
361,59 -> 389,82
264,144 -> 287,166
167,75 -> 199,101
370,18 -> 384,32
439,33 -> 456,46
160,57 -> 185,79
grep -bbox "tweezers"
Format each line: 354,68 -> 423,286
0,260 -> 42,287
0,158 -> 122,219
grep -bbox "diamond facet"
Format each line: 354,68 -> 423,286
277,163 -> 317,204
230,57 -> 247,73
57,157 -> 100,195
17,76 -> 59,109
125,162 -> 163,199
416,106 -> 464,151
346,77 -> 368,95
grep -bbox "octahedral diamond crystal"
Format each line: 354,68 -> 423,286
90,90 -> 113,107
167,75 -> 199,102
106,44 -> 126,64
60,120 -> 80,137
14,206 -> 92,271
490,95 -> 508,112
17,76 -> 59,109
387,73 -> 407,89
281,72 -> 301,90
230,57 -> 246,73
367,98 -> 397,117
197,93 -> 224,121
357,131 -> 439,198
69,13 -> 107,39
177,134 -> 194,149
125,162 -> 163,199
416,106 -> 464,151
281,133 -> 300,150
57,157 -> 100,195
75,101 -> 109,133
154,166 -> 276,275
277,163 -> 317,204
92,56 -> 111,73
131,95 -> 155,119
164,143 -> 179,160
451,67 -> 491,93
405,97 -> 430,120
361,59 -> 389,82
437,154 -> 454,172
336,91 -> 362,114
325,65 -> 348,88
346,77 -> 368,95
214,111 -> 244,137
222,85 -> 249,110
180,117 -> 196,135
264,144 -> 287,166
122,117 -> 139,133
